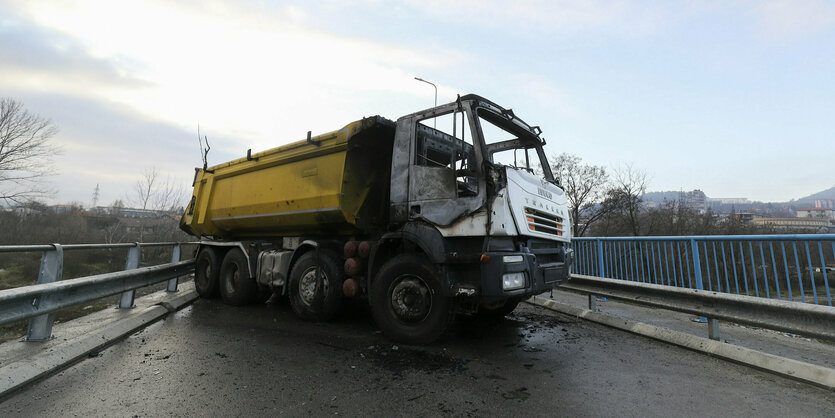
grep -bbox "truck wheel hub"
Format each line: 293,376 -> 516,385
299,267 -> 327,307
390,276 -> 431,322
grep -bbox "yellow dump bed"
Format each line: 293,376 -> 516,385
181,117 -> 395,239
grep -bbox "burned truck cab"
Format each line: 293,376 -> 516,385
386,94 -> 573,313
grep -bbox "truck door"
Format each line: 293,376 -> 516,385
403,107 -> 485,226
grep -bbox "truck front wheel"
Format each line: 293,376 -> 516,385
219,248 -> 258,305
288,250 -> 344,321
195,247 -> 221,298
370,254 -> 453,345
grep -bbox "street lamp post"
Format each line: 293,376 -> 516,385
414,76 -> 437,128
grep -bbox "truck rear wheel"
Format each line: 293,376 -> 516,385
370,254 -> 453,345
219,248 -> 258,305
195,247 -> 221,298
288,250 -> 344,321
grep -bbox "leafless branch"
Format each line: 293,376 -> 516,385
549,153 -> 611,237
0,98 -> 61,204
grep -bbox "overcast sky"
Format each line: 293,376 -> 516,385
1,0 -> 833,206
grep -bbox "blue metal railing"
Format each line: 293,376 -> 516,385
572,234 -> 834,306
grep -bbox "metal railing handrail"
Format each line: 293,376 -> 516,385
571,233 -> 835,340
571,234 -> 834,307
560,274 -> 835,342
0,260 -> 195,327
0,241 -> 198,341
574,234 -> 835,242
0,241 -> 198,253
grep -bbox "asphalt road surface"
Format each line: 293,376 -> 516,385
2,297 -> 833,417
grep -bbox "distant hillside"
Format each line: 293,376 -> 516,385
794,186 -> 835,203
642,186 -> 835,206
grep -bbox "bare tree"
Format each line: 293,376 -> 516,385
132,167 -> 158,211
130,168 -> 159,242
152,176 -> 187,213
129,167 -> 187,242
110,199 -> 125,216
131,167 -> 185,211
0,98 -> 60,204
608,164 -> 649,236
549,153 -> 611,237
103,218 -> 126,244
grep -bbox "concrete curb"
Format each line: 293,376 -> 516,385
0,289 -> 198,399
527,296 -> 835,391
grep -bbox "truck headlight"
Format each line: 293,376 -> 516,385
503,255 -> 524,263
502,272 -> 526,290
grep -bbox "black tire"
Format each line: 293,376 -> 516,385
194,247 -> 221,298
288,250 -> 344,321
219,248 -> 258,305
477,297 -> 522,320
370,254 -> 453,345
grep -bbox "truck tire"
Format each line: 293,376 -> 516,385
219,248 -> 258,305
370,254 -> 453,345
195,247 -> 221,298
477,297 -> 522,320
288,250 -> 344,321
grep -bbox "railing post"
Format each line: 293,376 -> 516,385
119,243 -> 141,308
166,244 -> 181,292
597,239 -> 605,277
690,239 -> 704,291
26,244 -> 63,341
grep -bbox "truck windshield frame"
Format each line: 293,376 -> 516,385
474,106 -> 555,183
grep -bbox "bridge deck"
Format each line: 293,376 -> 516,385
1,297 -> 833,416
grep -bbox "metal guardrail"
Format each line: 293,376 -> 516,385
560,274 -> 835,342
572,234 -> 834,307
0,242 -> 196,341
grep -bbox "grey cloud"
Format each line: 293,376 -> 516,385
1,89 -> 241,205
0,5 -> 150,88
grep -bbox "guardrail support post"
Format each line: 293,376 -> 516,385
26,244 -> 63,341
166,244 -> 181,292
690,239 -> 716,334
119,243 -> 140,308
708,318 -> 720,341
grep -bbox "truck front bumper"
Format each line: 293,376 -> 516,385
478,245 -> 573,302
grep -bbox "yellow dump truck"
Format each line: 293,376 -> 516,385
182,94 -> 572,344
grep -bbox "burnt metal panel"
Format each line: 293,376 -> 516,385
409,166 -> 456,201
389,118 -> 413,224
403,101 -> 488,228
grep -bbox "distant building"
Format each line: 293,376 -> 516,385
707,197 -> 750,205
797,207 -> 835,220
49,204 -> 83,214
89,206 -> 175,218
685,189 -> 707,213
753,217 -> 832,232
814,199 -> 835,209
729,212 -> 755,223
